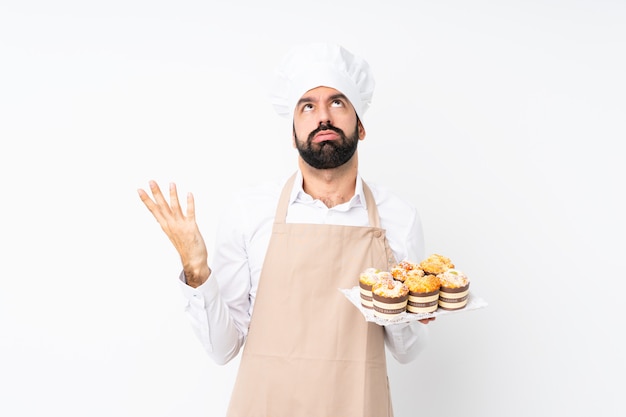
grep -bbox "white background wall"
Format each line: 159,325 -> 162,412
1,1 -> 624,416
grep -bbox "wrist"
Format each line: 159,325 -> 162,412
183,264 -> 211,288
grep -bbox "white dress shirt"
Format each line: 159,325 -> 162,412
179,171 -> 429,365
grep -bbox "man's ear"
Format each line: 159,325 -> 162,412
358,120 -> 366,141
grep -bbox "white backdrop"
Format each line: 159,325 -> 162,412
1,1 -> 624,416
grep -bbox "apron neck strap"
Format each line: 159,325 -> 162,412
362,181 -> 381,228
275,172 -> 381,228
274,173 -> 296,224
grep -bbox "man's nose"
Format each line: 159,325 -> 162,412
317,106 -> 331,126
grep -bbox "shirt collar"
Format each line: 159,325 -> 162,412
289,169 -> 367,209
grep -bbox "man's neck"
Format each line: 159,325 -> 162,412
298,157 -> 358,208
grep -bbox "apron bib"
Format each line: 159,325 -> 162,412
227,173 -> 397,417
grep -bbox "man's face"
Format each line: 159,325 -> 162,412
292,86 -> 365,169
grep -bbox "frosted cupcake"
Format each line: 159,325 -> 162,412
437,269 -> 470,310
405,271 -> 441,314
359,268 -> 393,309
371,279 -> 409,319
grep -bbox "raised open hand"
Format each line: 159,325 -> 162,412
137,181 -> 211,287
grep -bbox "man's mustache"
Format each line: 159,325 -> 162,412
308,123 -> 345,142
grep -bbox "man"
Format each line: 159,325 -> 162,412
138,42 -> 433,417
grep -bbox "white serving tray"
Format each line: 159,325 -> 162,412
339,286 -> 488,326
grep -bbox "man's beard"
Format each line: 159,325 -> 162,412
294,122 -> 359,169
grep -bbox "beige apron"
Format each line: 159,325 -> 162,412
227,173 -> 397,417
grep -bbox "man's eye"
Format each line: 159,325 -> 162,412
331,100 -> 343,107
303,103 -> 313,111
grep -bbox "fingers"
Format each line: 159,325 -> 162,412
137,187 -> 151,205
149,181 -> 173,216
138,180 -> 196,221
138,181 -> 206,267
137,181 -> 182,222
137,184 -> 160,215
186,191 -> 196,221
169,182 -> 183,218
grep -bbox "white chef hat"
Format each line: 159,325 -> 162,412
269,42 -> 375,121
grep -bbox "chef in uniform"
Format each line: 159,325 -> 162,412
138,42 -> 433,417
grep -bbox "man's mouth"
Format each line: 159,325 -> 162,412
312,131 -> 339,143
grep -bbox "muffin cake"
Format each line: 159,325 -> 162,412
390,260 -> 421,282
371,279 -> 409,319
437,269 -> 470,310
404,271 -> 441,314
359,268 -> 392,309
419,254 -> 455,276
